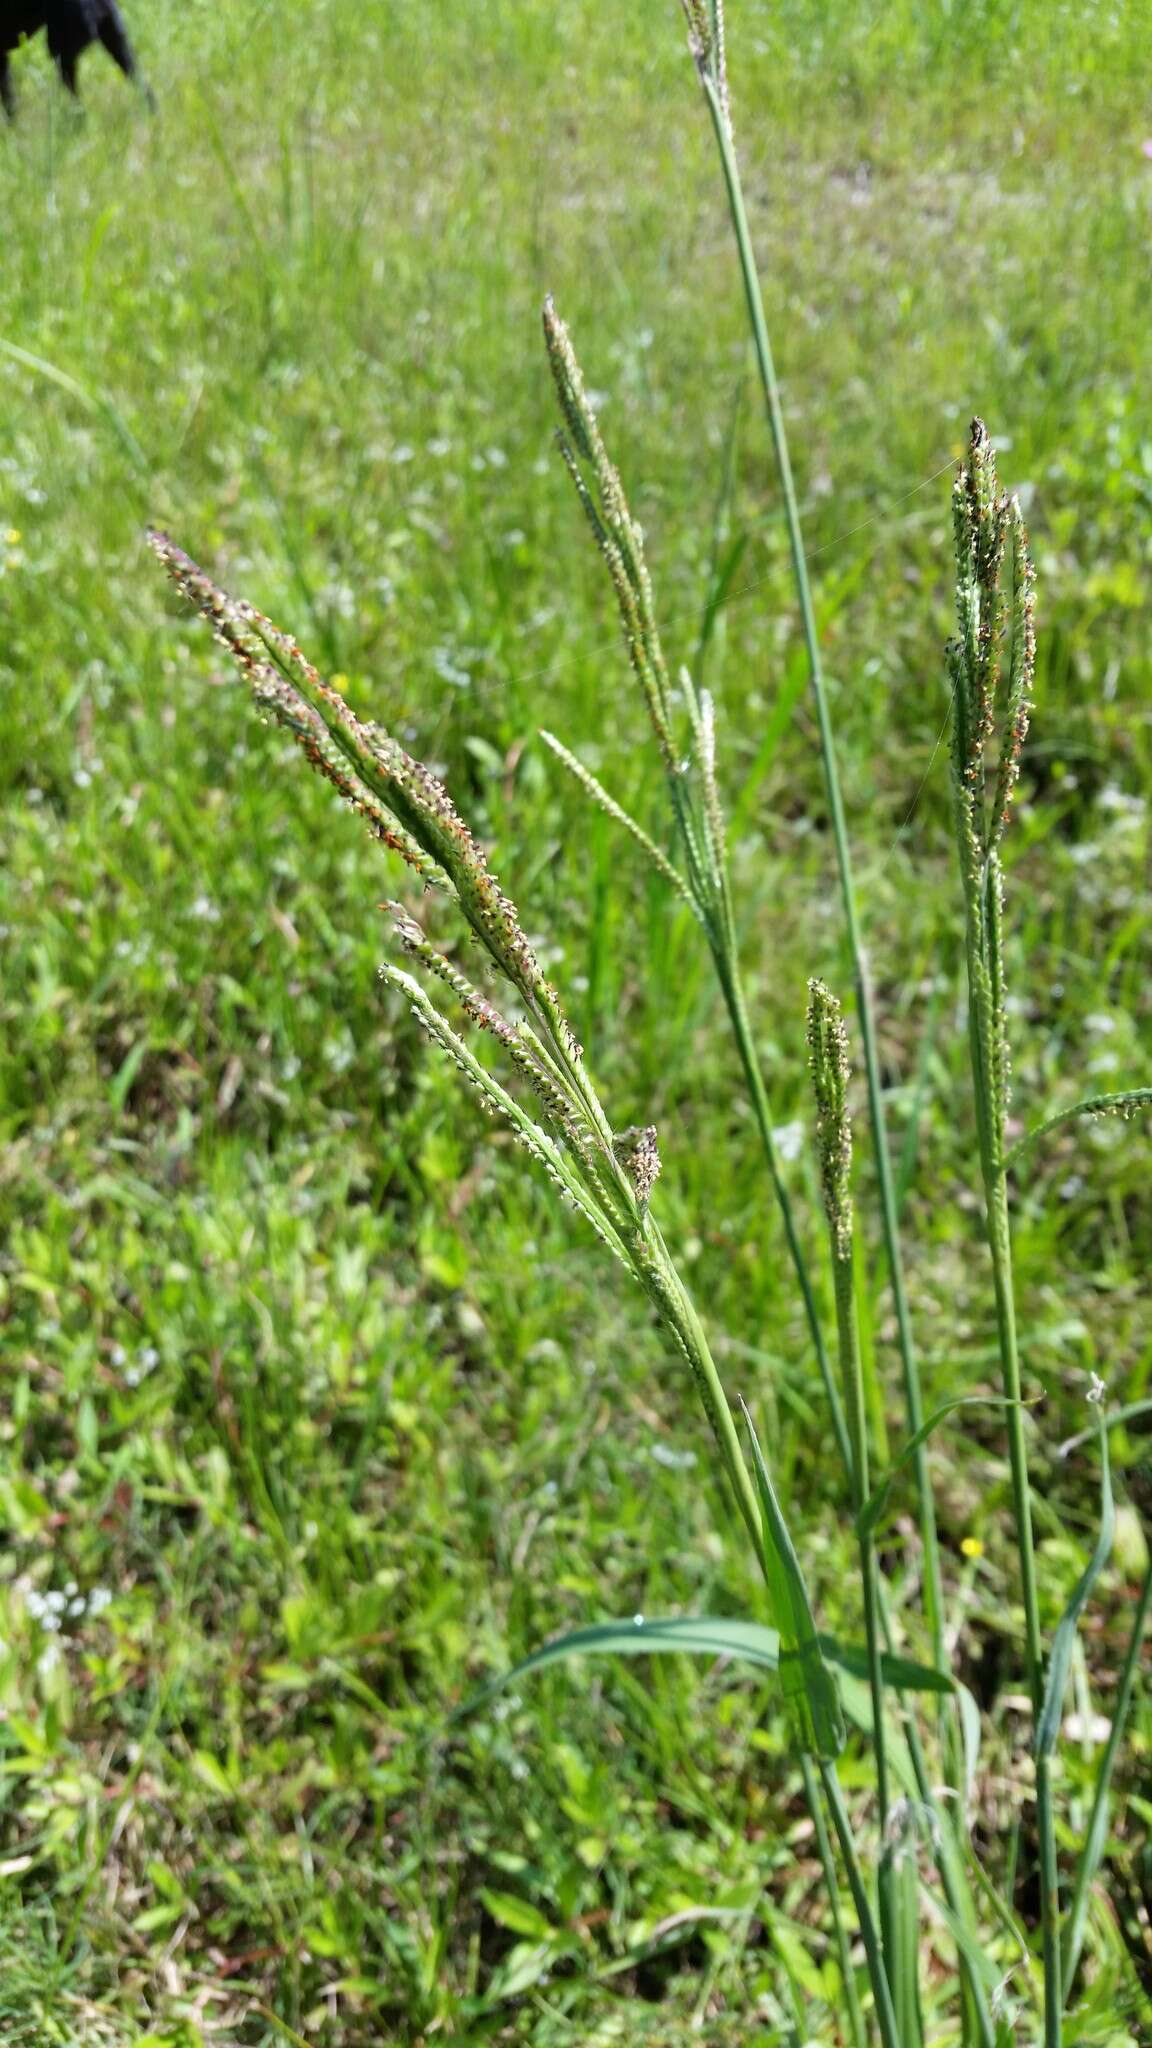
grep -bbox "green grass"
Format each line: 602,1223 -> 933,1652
1,1 -> 1151,2041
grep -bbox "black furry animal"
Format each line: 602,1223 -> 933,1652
1,1 -> 147,118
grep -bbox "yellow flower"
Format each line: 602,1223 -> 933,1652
960,1536 -> 984,1560
4,529 -> 21,546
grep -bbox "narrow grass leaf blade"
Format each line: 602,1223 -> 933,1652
857,1397 -> 1019,1541
957,1677 -> 983,1811
1058,1397 -> 1152,1460
1036,1412 -> 1115,1758
0,337 -> 149,476
452,1615 -> 781,1723
1061,1555 -> 1152,1987
893,1849 -> 925,2047
695,531 -> 748,675
741,1401 -> 845,1758
925,1889 -> 1007,1998
819,1638 -> 954,1696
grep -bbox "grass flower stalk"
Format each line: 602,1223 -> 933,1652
541,298 -> 852,1479
543,296 -> 994,2044
679,0 -> 946,1666
943,422 -> 1061,2028
152,530 -> 914,2047
807,980 -> 897,1996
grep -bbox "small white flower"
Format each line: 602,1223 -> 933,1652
1087,1372 -> 1107,1407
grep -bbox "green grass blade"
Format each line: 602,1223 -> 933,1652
452,1614 -> 780,1724
0,336 -> 150,476
1061,1548 -> 1152,1992
1058,1397 -> 1152,1460
857,1396 -> 1022,1541
819,1639 -> 955,1696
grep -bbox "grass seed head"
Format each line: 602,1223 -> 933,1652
681,0 -> 730,133
542,300 -> 676,768
612,1124 -> 662,1212
806,979 -> 853,1261
149,532 -> 584,1058
946,423 -> 1035,867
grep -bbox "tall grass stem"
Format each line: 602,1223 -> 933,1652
695,65 -> 945,1666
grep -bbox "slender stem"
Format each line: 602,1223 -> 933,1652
1037,1748 -> 1061,2036
644,1218 -> 901,2044
820,1761 -> 904,2048
876,1592 -> 996,2048
1062,1554 -> 1152,1991
964,894 -> 1056,2033
643,1217 -> 764,1562
983,1179 -> 1043,1693
833,1242 -> 896,1982
699,73 -> 945,1665
802,1753 -> 868,2048
715,946 -> 853,1474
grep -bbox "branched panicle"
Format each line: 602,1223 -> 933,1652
148,531 -> 587,1060
150,529 -> 680,1270
985,853 -> 1012,1124
387,906 -> 592,1146
542,299 -> 676,768
148,532 -> 446,886
807,980 -> 853,1261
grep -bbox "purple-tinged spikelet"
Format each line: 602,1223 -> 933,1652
612,1124 -> 662,1212
148,531 -> 583,1062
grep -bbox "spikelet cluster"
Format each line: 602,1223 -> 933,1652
947,421 -> 1036,876
806,979 -> 853,1262
542,300 -> 676,771
680,0 -> 730,134
944,424 -> 1036,1135
149,530 -> 664,1274
540,308 -> 731,949
148,531 -> 577,1037
612,1125 -> 662,1213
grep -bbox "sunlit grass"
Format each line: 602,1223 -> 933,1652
1,1 -> 1150,2041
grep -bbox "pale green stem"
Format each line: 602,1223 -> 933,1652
642,1216 -> 764,1562
1061,1553 -> 1152,1993
834,1242 -> 896,1988
820,1761 -> 904,2048
698,71 -> 945,1667
713,945 -> 853,1475
640,1219 -> 902,2043
802,1752 -> 868,2048
963,888 -> 1056,2034
874,1593 -> 996,2048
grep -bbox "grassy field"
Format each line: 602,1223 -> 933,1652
2,1 -> 1151,2041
